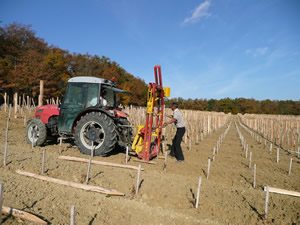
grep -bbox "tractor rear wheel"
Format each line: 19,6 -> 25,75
26,119 -> 47,146
74,112 -> 117,156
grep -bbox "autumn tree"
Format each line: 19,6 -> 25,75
0,22 -> 148,106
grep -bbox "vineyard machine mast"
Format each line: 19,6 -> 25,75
132,65 -> 170,162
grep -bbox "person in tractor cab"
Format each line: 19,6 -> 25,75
90,89 -> 107,107
163,102 -> 185,163
99,90 -> 107,106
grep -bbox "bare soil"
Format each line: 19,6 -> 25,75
0,110 -> 299,224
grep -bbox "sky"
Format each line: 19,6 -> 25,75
1,0 -> 300,100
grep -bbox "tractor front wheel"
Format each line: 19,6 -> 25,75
26,119 -> 47,146
74,112 -> 117,156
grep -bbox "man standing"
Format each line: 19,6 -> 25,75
163,102 -> 185,163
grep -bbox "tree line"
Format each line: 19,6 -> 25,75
1,23 -> 299,115
165,98 -> 300,115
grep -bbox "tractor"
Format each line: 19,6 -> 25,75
26,76 -> 132,156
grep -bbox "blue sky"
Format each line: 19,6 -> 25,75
1,0 -> 300,100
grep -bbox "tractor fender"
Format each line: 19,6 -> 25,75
113,109 -> 129,118
71,108 -> 114,134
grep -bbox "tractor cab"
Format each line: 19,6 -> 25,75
58,77 -> 126,134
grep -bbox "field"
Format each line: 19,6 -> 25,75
0,106 -> 299,225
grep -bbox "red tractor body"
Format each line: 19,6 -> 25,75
35,104 -> 59,124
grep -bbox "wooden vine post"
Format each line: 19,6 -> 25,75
42,149 -> 46,174
136,164 -> 142,195
207,158 -> 211,179
125,145 -> 129,164
4,92 -> 7,112
0,183 -> 3,225
86,142 -> 95,184
195,176 -> 202,209
70,205 -> 75,225
38,80 -> 44,107
14,92 -> 18,119
265,185 -> 270,218
4,106 -> 12,166
253,164 -> 256,188
288,158 -> 293,175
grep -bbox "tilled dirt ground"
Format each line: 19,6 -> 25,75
0,110 -> 299,224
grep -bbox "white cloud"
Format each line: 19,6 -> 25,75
245,47 -> 269,57
182,0 -> 211,24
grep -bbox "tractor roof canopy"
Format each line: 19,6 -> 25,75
68,76 -> 115,86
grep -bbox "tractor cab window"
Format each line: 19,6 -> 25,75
63,83 -> 87,107
102,87 -> 115,107
63,83 -> 99,108
87,84 -> 100,107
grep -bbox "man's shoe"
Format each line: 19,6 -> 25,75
176,160 -> 184,163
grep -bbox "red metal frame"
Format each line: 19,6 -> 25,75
138,65 -> 165,161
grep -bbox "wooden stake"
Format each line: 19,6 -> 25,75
245,144 -> 248,159
265,185 -> 270,218
136,164 -> 142,195
195,176 -> 202,209
14,92 -> 18,119
23,114 -> 26,127
31,98 -> 35,108
16,170 -> 124,196
58,156 -> 144,171
1,206 -> 47,224
263,186 -> 300,198
125,145 -> 129,164
0,184 -> 3,225
253,164 -> 256,188
249,152 -> 252,169
207,158 -> 211,179
4,92 -> 7,112
38,80 -> 44,107
269,143 -> 272,154
31,131 -> 36,149
212,147 -> 216,161
4,106 -> 11,166
59,137 -> 63,154
27,96 -> 29,108
70,205 -> 75,225
288,158 -> 293,175
86,143 -> 95,184
276,148 -> 279,163
163,151 -> 167,171
42,149 -> 46,174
